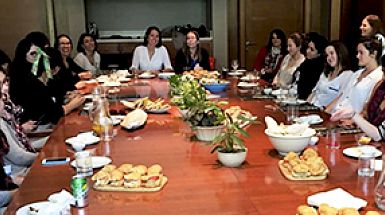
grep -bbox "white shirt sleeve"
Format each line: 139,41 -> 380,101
130,46 -> 142,70
161,46 -> 173,70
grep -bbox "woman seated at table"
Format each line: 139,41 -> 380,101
74,33 -> 101,77
307,41 -> 353,109
254,29 -> 287,83
292,32 -> 328,100
360,14 -> 385,60
9,39 -> 85,124
327,37 -> 383,114
130,26 -> 173,75
174,31 -> 210,74
0,129 -> 19,212
54,34 -> 92,92
331,78 -> 385,141
272,33 -> 305,88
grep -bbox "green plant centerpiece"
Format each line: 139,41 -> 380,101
209,114 -> 259,167
170,75 -> 228,141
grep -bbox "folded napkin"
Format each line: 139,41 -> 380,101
265,116 -> 313,136
307,188 -> 367,210
36,190 -> 74,215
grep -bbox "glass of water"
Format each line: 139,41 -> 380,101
231,59 -> 239,71
75,151 -> 93,176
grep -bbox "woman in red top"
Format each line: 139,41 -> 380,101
253,29 -> 287,82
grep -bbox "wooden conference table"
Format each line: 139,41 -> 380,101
5,77 -> 385,215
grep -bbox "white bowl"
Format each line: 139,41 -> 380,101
71,142 -> 86,151
193,125 -> 225,142
218,149 -> 247,167
264,129 -> 315,155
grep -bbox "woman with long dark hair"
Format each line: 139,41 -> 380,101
307,41 -> 353,109
174,31 -> 210,74
254,29 -> 288,82
360,14 -> 385,60
130,26 -> 173,74
328,37 -> 383,114
74,33 -> 101,76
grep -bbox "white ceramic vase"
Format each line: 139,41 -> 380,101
217,149 -> 247,167
193,125 -> 225,142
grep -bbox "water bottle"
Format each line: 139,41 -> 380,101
375,154 -> 385,210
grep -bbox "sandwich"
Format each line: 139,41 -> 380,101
130,165 -> 148,175
365,212 -> 380,215
318,203 -> 338,215
142,172 -> 163,188
301,148 -> 318,160
147,164 -> 162,175
109,170 -> 124,187
124,172 -> 142,188
91,171 -> 111,187
296,205 -> 318,215
118,164 -> 133,173
101,164 -> 117,172
338,208 -> 359,215
292,164 -> 311,178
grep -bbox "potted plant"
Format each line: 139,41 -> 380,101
170,75 -> 228,141
209,115 -> 259,167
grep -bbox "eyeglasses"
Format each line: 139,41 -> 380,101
59,42 -> 71,46
28,51 -> 37,56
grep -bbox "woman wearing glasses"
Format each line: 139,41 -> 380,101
9,39 -> 85,124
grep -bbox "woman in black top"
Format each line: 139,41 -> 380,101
54,34 -> 92,92
174,31 -> 210,74
9,39 -> 84,124
293,32 -> 328,100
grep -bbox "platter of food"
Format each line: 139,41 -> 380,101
92,164 -> 168,192
182,70 -> 220,79
343,147 -> 382,158
121,98 -> 171,113
237,82 -> 258,88
278,148 -> 329,181
139,72 -> 156,79
297,203 -> 377,215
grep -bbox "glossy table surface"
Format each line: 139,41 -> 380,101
5,77 -> 385,214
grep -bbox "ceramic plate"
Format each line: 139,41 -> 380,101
238,82 -> 258,88
16,201 -> 52,215
228,72 -> 243,76
236,69 -> 247,73
281,99 -> 307,105
343,147 -> 382,158
271,89 -> 289,95
111,115 -> 125,126
65,133 -> 100,146
84,94 -> 93,99
206,94 -> 221,99
118,77 -> 131,82
139,74 -> 156,79
158,72 -> 175,79
299,115 -> 323,125
146,107 -> 171,114
71,156 -> 112,169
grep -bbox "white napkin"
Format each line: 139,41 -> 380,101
373,160 -> 383,171
37,190 -> 74,215
307,188 -> 367,210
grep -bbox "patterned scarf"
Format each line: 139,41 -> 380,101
264,47 -> 282,71
367,81 -> 385,126
0,130 -> 17,191
31,47 -> 52,80
2,99 -> 35,153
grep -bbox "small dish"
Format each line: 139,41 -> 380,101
343,147 -> 382,158
70,156 -> 112,169
71,142 -> 86,151
65,133 -> 100,146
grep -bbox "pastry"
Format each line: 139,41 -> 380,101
91,171 -> 111,187
296,205 -> 318,215
124,172 -> 142,188
318,203 -> 338,215
338,208 -> 360,215
130,165 -> 148,175
147,164 -> 163,174
109,170 -> 124,187
101,164 -> 117,172
118,164 -> 133,173
365,212 -> 380,215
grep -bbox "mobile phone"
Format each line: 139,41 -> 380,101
42,157 -> 71,165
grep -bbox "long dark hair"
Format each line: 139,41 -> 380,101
182,31 -> 202,63
364,14 -> 384,36
266,29 -> 288,56
54,34 -> 73,51
143,26 -> 162,48
77,33 -> 98,54
324,41 -> 351,77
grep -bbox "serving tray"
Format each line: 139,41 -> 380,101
278,160 -> 328,181
93,176 -> 168,192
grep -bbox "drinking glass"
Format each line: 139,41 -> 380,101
286,105 -> 299,123
231,59 -> 239,71
326,129 -> 340,149
75,151 -> 93,176
358,146 -> 375,177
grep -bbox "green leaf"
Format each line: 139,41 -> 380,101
230,134 -> 244,145
235,126 -> 250,138
212,133 -> 226,144
211,145 -> 225,153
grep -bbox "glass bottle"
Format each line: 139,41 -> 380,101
374,154 -> 385,210
92,98 -> 113,141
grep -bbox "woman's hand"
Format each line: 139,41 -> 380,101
64,95 -> 85,115
21,120 -> 37,132
75,81 -> 86,90
78,71 -> 92,80
330,108 -> 355,121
